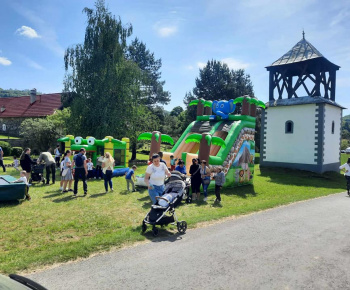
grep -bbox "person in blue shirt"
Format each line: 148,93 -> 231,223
125,165 -> 137,192
175,160 -> 186,175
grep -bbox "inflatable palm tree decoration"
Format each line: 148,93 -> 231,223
189,99 -> 213,116
234,95 -> 265,117
185,133 -> 226,162
138,131 -> 174,158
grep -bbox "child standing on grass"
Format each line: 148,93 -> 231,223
170,155 -> 178,171
12,170 -> 31,201
87,158 -> 94,180
59,153 -> 67,191
13,156 -> 20,171
125,165 -> 137,192
214,167 -> 225,203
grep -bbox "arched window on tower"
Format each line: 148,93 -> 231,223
332,121 -> 335,134
285,120 -> 294,134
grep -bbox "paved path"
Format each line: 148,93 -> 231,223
28,193 -> 350,289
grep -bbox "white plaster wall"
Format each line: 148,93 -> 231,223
323,104 -> 341,164
264,104 -> 317,164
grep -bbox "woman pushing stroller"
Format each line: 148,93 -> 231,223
144,153 -> 171,204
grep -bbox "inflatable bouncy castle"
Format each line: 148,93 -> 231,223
57,135 -> 130,176
138,96 -> 265,188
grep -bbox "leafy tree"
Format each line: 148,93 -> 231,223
176,110 -> 194,135
126,38 -> 170,106
341,139 -> 349,150
170,106 -> 183,117
342,116 -> 350,140
20,109 -> 71,152
127,105 -> 160,160
62,1 -> 170,161
188,60 -> 254,103
63,0 -> 134,138
162,114 -> 179,136
0,88 -> 42,98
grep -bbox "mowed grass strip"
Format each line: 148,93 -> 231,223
0,135 -> 20,139
0,154 -> 347,274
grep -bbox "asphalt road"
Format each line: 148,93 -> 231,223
28,193 -> 350,289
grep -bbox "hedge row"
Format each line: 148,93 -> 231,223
0,141 -> 23,157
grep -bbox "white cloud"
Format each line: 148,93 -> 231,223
154,22 -> 178,37
330,9 -> 350,27
26,59 -> 44,70
221,58 -> 250,69
197,62 -> 206,69
11,3 -> 64,56
0,57 -> 12,66
185,65 -> 194,70
15,25 -> 41,38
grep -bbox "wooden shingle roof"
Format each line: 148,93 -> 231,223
266,36 -> 340,69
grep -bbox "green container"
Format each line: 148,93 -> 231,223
0,175 -> 27,201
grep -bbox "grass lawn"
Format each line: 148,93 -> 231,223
0,153 -> 347,274
0,135 -> 20,139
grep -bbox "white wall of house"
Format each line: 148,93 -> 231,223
323,104 -> 341,164
264,104 -> 317,164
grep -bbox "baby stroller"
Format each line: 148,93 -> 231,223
29,163 -> 46,184
142,176 -> 188,237
167,170 -> 191,203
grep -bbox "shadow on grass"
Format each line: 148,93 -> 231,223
44,189 -> 62,194
189,185 -> 257,203
228,185 -> 257,199
142,201 -> 152,209
259,167 -> 344,189
120,190 -> 131,195
89,192 -> 108,199
52,195 -> 78,203
140,226 -> 184,242
0,199 -> 22,207
211,202 -> 223,208
138,195 -> 150,201
43,191 -> 66,199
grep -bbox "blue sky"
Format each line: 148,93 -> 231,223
0,0 -> 349,114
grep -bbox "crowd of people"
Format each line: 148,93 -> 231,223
1,144 -> 225,204
145,152 -> 225,204
5,146 -> 138,200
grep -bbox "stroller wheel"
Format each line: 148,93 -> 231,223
152,226 -> 159,237
177,221 -> 187,234
42,179 -> 46,184
141,221 -> 147,233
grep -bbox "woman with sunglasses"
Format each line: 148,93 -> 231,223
144,153 -> 171,204
200,160 -> 211,201
189,158 -> 201,200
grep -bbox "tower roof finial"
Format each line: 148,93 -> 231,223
302,30 -> 305,39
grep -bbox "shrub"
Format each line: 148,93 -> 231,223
0,141 -> 12,156
11,147 -> 23,157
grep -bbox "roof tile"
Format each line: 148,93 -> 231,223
0,93 -> 62,118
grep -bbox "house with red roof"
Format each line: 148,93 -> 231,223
0,89 -> 62,136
